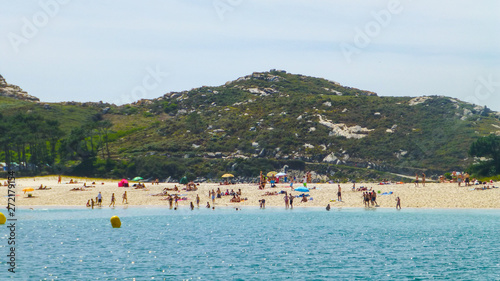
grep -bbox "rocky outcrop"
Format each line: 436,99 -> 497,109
0,75 -> 39,102
317,115 -> 373,139
408,96 -> 431,106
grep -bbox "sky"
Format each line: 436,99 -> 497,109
1,0 -> 499,110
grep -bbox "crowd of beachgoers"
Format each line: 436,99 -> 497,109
1,174 -> 499,210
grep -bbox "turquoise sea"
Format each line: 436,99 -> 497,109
1,207 -> 499,280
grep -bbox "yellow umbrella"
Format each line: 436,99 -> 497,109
267,171 -> 277,177
222,173 -> 234,178
22,188 -> 34,194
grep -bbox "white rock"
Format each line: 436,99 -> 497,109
409,96 -> 432,106
323,153 -> 338,163
317,115 -> 373,139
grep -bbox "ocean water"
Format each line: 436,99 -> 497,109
1,207 -> 499,280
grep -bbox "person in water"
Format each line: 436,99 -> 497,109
326,204 -> 331,211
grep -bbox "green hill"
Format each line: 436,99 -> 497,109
1,70 -> 499,181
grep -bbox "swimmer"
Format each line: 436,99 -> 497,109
326,204 -> 331,211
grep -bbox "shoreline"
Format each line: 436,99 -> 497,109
15,205 -> 500,211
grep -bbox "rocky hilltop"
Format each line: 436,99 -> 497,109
0,75 -> 39,102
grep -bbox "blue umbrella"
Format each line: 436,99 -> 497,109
294,187 -> 309,192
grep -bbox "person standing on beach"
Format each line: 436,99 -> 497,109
168,196 -> 173,209
97,192 -> 102,207
122,191 -> 128,204
422,173 -> 426,187
284,193 -> 289,209
58,175 -> 62,184
289,194 -> 294,209
415,174 -> 419,187
91,199 -> 94,209
109,193 -> 115,207
196,194 -> 200,207
396,197 -> 401,210
190,202 -> 194,210
337,185 -> 342,202
371,191 -> 378,206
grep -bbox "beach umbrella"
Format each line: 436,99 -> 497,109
221,173 -> 234,178
294,187 -> 309,192
267,171 -> 277,177
276,172 -> 287,177
22,188 -> 34,194
179,176 -> 188,185
132,176 -> 143,181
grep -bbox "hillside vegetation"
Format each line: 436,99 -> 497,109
1,70 -> 500,181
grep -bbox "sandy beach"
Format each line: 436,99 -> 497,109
1,176 -> 499,209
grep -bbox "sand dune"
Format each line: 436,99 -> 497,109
1,176 -> 499,209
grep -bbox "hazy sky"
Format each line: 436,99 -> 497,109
1,0 -> 499,110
